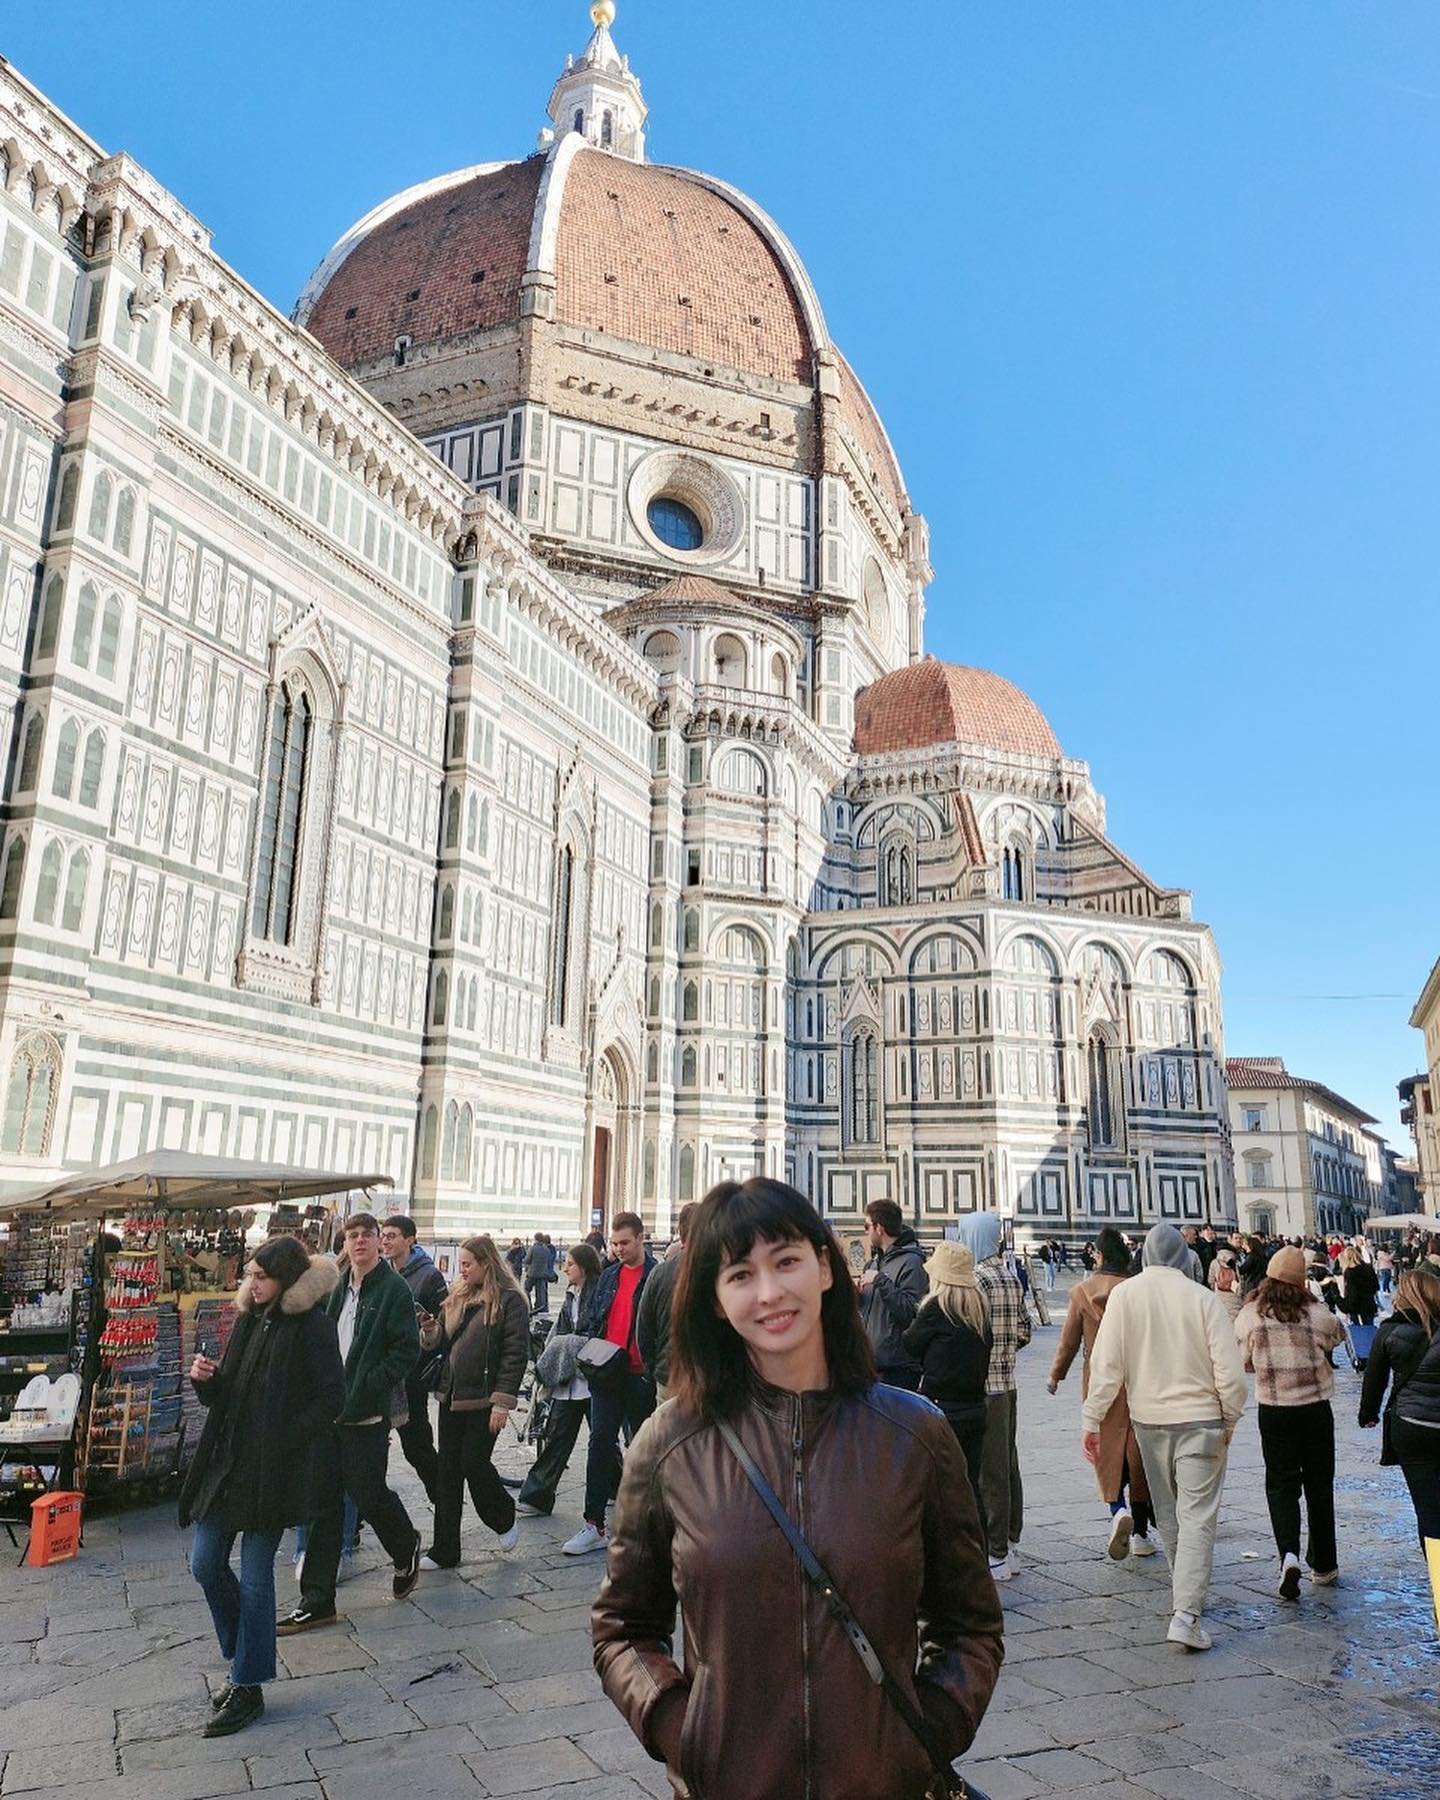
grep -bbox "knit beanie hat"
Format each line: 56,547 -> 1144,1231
1267,1245 -> 1307,1289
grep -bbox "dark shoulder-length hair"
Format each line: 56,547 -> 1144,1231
1095,1227 -> 1131,1276
669,1178 -> 875,1421
1253,1276 -> 1315,1324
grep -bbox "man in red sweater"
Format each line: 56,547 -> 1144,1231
563,1211 -> 656,1555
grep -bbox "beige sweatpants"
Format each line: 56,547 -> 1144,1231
1133,1419 -> 1228,1618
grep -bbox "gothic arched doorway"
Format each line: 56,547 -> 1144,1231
585,1044 -> 636,1236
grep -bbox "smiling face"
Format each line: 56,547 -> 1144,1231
714,1233 -> 833,1388
379,1222 -> 411,1264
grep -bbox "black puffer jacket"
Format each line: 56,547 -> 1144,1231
179,1257 -> 345,1531
860,1230 -> 928,1382
901,1300 -> 991,1427
1359,1308 -> 1440,1451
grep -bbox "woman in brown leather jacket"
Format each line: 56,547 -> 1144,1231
592,1179 -> 1004,1800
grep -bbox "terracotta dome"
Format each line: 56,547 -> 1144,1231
295,142 -> 907,517
854,658 -> 1061,760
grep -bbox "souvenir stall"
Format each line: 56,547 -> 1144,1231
1,1153 -> 389,1517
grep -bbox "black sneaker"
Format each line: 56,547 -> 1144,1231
393,1534 -> 422,1599
209,1682 -> 233,1712
276,1605 -> 339,1636
203,1684 -> 264,1737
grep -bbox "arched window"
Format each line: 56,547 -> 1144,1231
0,839 -> 23,919
97,598 -> 122,680
61,850 -> 88,932
438,883 -> 454,941
572,107 -> 584,133
78,730 -> 104,808
682,1046 -> 697,1087
457,1104 -> 473,1183
37,576 -> 62,657
770,652 -> 788,697
34,841 -> 62,926
419,1104 -> 438,1179
1087,1031 -> 1117,1149
460,892 -> 472,942
683,981 -> 698,1021
712,633 -> 746,688
251,682 -> 312,945
478,798 -> 489,855
646,1040 -> 659,1082
113,486 -> 135,555
55,465 -> 78,532
72,582 -> 97,667
466,794 -> 478,851
550,842 -> 576,1027
441,1100 -> 458,1178
432,969 -> 448,1028
601,108 -> 614,148
683,907 -> 699,951
678,1142 -> 695,1200
1002,844 -> 1028,902
87,471 -> 112,541
466,982 -> 477,1031
17,715 -> 42,793
52,720 -> 79,800
650,902 -> 663,949
847,1031 -> 879,1145
883,842 -> 913,906
1,1034 -> 60,1156
444,788 -> 460,849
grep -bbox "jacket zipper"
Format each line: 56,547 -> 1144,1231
793,1394 -> 812,1800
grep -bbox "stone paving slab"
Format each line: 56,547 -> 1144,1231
1,1276 -> 1437,1797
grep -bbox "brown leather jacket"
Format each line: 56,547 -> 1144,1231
592,1382 -> 1004,1800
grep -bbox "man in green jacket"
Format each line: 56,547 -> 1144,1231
281,1213 -> 422,1631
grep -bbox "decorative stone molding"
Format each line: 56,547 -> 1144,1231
626,450 -> 745,567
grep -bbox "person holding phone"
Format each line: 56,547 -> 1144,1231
417,1235 -> 530,1568
179,1237 -> 343,1738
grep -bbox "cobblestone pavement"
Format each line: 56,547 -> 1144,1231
2,1281 -> 1438,1799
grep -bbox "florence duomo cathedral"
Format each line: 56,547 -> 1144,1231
0,4 -> 1235,1242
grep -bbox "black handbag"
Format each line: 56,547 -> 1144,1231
717,1419 -> 989,1800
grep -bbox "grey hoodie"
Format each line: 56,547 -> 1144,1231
1143,1223 -> 1204,1284
950,1211 -> 1004,1265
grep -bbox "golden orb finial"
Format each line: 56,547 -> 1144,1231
590,1 -> 616,26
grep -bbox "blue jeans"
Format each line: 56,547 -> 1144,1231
189,1518 -> 283,1686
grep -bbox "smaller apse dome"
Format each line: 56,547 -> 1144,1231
854,657 -> 1061,760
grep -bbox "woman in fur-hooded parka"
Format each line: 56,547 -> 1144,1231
179,1249 -> 345,1533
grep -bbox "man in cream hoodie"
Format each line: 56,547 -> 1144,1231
1083,1222 -> 1248,1651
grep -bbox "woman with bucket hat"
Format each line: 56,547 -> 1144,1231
902,1240 -> 992,1526
1234,1244 -> 1346,1599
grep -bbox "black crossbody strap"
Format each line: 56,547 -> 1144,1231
716,1419 -> 967,1798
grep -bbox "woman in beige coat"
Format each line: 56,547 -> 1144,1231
1049,1226 -> 1156,1559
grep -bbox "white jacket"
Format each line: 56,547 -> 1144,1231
1082,1266 -> 1249,1431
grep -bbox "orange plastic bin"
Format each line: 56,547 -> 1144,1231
28,1490 -> 82,1566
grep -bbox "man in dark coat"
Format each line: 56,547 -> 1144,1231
637,1202 -> 698,1400
380,1214 -> 448,1501
281,1213 -> 422,1632
858,1199 -> 928,1391
524,1233 -> 552,1314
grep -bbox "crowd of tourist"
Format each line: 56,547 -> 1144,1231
175,1190 -> 1440,1799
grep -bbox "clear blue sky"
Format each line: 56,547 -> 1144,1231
17,2 -> 1437,1142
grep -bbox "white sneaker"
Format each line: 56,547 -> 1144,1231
1130,1532 -> 1158,1558
515,1502 -> 545,1517
418,1554 -> 443,1571
1310,1566 -> 1339,1587
562,1522 -> 607,1556
1278,1552 -> 1302,1601
1166,1610 -> 1212,1651
496,1524 -> 520,1552
1107,1510 -> 1133,1561
988,1553 -> 1014,1584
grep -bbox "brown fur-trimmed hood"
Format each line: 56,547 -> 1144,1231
236,1254 -> 340,1315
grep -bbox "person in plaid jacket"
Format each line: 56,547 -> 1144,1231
951,1211 -> 1030,1580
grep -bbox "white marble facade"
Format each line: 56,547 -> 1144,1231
0,18 -> 1235,1244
